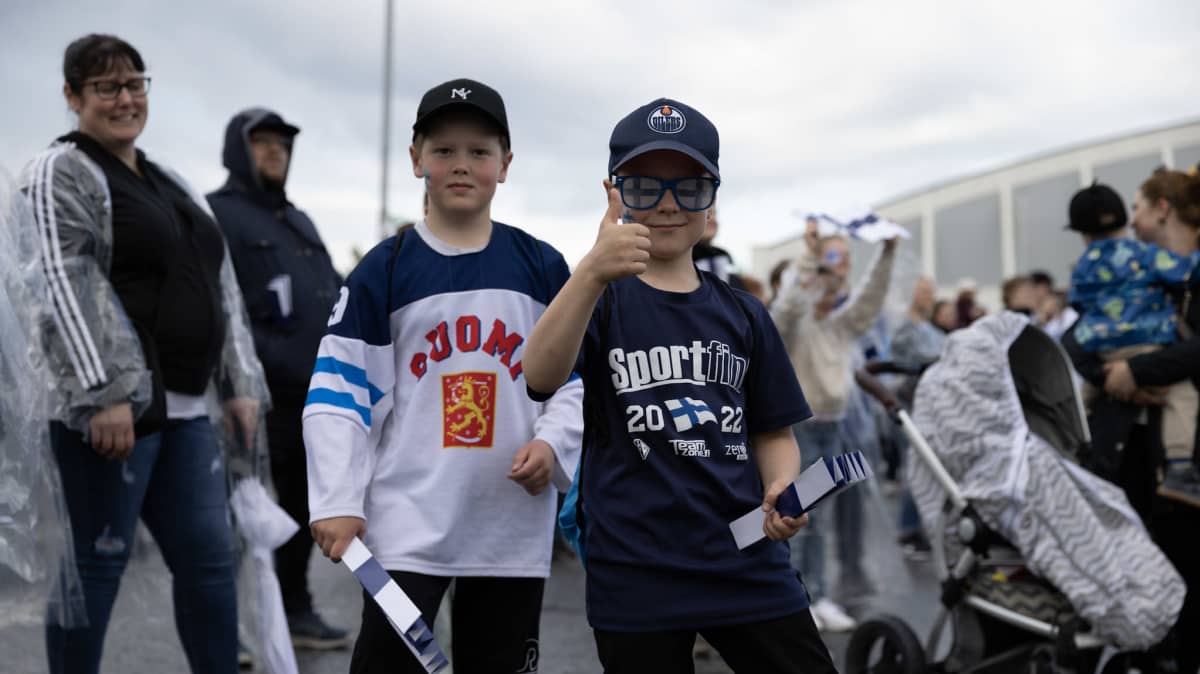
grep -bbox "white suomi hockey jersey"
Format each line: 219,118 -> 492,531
302,220 -> 583,577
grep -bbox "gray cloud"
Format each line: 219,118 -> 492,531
2,0 -> 1198,273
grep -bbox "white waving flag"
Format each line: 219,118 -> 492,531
809,209 -> 911,243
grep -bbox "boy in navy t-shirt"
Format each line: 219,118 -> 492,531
525,99 -> 835,673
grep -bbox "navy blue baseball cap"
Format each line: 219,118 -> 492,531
608,98 -> 719,179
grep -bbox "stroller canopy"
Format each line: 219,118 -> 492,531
910,312 -> 1183,650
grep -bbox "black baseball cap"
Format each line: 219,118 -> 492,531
1067,181 -> 1127,233
412,78 -> 509,146
243,108 -> 300,137
608,98 -> 719,179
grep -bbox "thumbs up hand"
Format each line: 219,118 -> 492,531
579,184 -> 652,285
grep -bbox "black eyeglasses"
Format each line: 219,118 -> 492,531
612,175 -> 720,212
86,77 -> 151,100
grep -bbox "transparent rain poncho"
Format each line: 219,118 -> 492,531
148,162 -> 285,670
2,145 -> 279,668
0,168 -> 87,632
20,144 -> 153,435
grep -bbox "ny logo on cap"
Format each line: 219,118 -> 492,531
451,87 -> 472,100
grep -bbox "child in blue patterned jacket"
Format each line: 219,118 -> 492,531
1067,182 -> 1199,461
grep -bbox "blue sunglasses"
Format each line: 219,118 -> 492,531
612,175 -> 720,212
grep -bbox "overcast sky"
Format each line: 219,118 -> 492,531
3,0 -> 1198,275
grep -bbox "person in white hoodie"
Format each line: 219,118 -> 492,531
770,217 -> 897,631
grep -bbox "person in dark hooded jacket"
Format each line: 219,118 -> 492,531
207,108 -> 348,649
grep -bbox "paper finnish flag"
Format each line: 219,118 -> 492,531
341,538 -> 449,672
809,209 -> 912,243
728,450 -> 875,550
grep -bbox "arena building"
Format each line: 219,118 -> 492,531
752,118 -> 1200,310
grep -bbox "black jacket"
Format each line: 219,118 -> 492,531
1129,282 -> 1200,461
207,110 -> 342,393
66,132 -> 228,433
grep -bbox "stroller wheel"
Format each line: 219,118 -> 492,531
845,615 -> 927,674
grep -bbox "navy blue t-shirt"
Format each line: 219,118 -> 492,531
574,272 -> 812,631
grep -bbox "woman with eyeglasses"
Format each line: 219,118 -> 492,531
20,34 -> 266,674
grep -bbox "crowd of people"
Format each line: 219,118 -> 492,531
758,173 -> 1200,670
3,30 -> 1199,674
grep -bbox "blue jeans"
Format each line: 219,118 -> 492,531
890,425 -> 923,536
46,418 -> 237,674
789,420 -> 866,602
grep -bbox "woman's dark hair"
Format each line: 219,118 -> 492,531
1028,270 -> 1054,289
63,34 -> 144,93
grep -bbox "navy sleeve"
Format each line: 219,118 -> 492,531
303,237 -> 397,432
740,294 -> 812,434
325,238 -> 397,347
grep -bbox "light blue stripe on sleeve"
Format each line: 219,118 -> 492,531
313,356 -> 385,404
306,388 -> 371,427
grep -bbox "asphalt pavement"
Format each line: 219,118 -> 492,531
0,483 -> 941,673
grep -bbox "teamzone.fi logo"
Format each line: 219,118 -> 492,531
647,105 -> 686,134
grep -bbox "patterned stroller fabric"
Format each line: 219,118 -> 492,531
909,312 -> 1184,650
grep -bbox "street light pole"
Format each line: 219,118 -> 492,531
378,0 -> 394,242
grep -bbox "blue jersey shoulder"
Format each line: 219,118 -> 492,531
386,222 -> 570,310
323,235 -> 402,347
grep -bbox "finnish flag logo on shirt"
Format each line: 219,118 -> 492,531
665,397 -> 717,432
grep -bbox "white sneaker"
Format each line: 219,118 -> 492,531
811,598 -> 857,633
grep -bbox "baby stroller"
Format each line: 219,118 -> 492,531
847,312 -> 1185,674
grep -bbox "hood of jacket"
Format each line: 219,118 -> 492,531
221,107 -> 300,210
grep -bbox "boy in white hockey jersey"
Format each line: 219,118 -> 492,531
303,79 -> 583,673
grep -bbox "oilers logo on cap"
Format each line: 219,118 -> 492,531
647,105 -> 686,134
